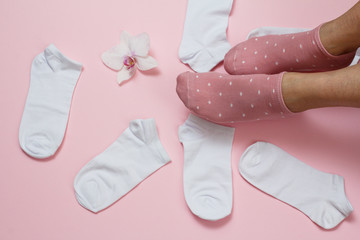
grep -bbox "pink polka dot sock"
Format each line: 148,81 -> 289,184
176,71 -> 293,123
224,25 -> 356,75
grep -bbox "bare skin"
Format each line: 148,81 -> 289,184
282,1 -> 360,113
320,1 -> 360,56
282,64 -> 360,112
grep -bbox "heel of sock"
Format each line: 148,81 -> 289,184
337,175 -> 354,216
314,25 -> 356,67
129,119 -> 171,163
180,43 -> 231,73
44,44 -> 83,72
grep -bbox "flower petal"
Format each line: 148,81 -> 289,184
130,32 -> 150,57
120,31 -> 133,47
101,43 -> 130,70
135,55 -> 158,71
117,67 -> 135,84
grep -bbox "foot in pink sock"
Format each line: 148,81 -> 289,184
224,25 -> 356,75
176,71 -> 293,123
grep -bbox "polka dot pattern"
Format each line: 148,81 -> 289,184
176,71 -> 293,123
224,25 -> 355,75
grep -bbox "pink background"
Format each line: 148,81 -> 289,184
1,0 -> 360,239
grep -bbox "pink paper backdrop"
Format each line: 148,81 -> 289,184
1,0 -> 359,239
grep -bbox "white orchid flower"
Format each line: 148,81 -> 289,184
101,31 -> 158,84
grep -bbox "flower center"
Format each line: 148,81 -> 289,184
124,56 -> 136,70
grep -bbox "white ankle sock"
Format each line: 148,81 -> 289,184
239,141 -> 353,229
179,114 -> 235,221
179,0 -> 233,72
19,44 -> 82,159
246,26 -> 309,39
74,119 -> 171,213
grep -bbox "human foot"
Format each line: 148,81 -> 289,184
224,25 -> 355,75
176,71 -> 293,123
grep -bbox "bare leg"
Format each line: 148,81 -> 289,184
282,64 -> 360,112
283,2 -> 360,112
321,1 -> 360,55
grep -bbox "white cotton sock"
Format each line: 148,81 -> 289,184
246,26 -> 310,39
178,0 -> 233,73
179,114 -> 235,221
19,44 -> 82,159
239,141 -> 353,229
74,119 -> 171,213
246,26 -> 360,66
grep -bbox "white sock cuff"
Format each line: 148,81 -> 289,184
246,26 -> 310,40
129,118 -> 171,164
179,114 -> 235,141
336,175 -> 354,216
44,44 -> 83,72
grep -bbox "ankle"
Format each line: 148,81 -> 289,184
320,13 -> 360,56
319,21 -> 343,56
281,72 -> 313,113
282,67 -> 360,112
